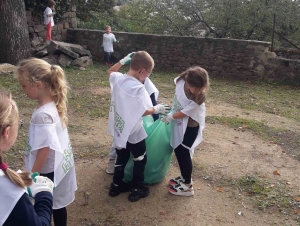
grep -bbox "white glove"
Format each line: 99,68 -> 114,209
161,113 -> 174,124
119,52 -> 135,65
153,104 -> 171,115
27,176 -> 54,198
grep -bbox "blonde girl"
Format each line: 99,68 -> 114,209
161,66 -> 209,196
16,58 -> 77,226
0,90 -> 54,226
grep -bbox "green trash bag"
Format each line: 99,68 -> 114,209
124,116 -> 173,184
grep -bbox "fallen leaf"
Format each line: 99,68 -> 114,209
273,170 -> 280,175
295,197 -> 300,202
294,210 -> 300,214
159,211 -> 166,215
286,182 -> 291,185
217,187 -> 223,192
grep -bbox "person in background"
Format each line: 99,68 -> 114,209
44,0 -> 56,41
102,25 -> 118,66
0,90 -> 54,226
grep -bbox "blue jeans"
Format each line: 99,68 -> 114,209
104,52 -> 113,63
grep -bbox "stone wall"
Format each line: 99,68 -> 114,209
26,6 -> 77,47
67,29 -> 300,85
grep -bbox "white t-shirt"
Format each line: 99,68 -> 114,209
30,102 -> 58,174
44,7 -> 54,26
108,72 -> 153,149
103,33 -> 116,52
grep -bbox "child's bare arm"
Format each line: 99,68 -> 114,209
107,62 -> 123,76
172,111 -> 187,119
31,147 -> 50,174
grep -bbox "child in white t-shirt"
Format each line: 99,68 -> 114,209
102,25 -> 118,66
44,0 -> 56,41
16,58 -> 77,226
105,77 -> 159,174
161,66 -> 209,197
107,51 -> 170,202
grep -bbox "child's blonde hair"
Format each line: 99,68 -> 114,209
177,66 -> 210,104
0,90 -> 32,188
16,58 -> 69,126
130,51 -> 154,72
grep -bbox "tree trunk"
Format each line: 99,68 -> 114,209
0,0 -> 31,64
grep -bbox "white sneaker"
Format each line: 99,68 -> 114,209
169,176 -> 193,186
169,182 -> 194,196
105,159 -> 115,174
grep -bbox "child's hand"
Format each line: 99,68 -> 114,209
153,104 -> 171,115
119,52 -> 135,65
27,176 -> 55,198
100,45 -> 103,49
116,40 -> 119,43
161,113 -> 174,124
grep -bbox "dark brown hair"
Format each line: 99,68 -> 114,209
48,0 -> 56,7
177,66 -> 210,104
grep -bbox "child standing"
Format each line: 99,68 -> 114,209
0,90 -> 54,226
161,66 -> 209,196
102,25 -> 118,66
107,51 -> 170,202
44,0 -> 56,41
16,58 -> 77,226
105,76 -> 159,174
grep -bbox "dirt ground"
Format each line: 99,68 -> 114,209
66,98 -> 300,226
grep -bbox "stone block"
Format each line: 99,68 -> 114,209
38,30 -> 47,39
28,26 -> 34,33
27,21 -> 35,26
34,49 -> 48,58
71,56 -> 93,67
47,40 -> 80,59
52,25 -> 57,31
34,25 -> 45,33
58,54 -> 73,66
55,35 -> 63,41
70,6 -> 76,12
64,22 -> 69,29
70,20 -> 77,28
62,30 -> 68,41
57,24 -> 64,33
41,56 -> 59,65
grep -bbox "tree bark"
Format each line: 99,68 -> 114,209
0,0 -> 31,64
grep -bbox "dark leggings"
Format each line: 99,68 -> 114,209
174,125 -> 199,184
113,139 -> 147,189
40,172 -> 67,226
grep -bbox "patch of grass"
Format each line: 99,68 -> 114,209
209,78 -> 300,122
206,116 -> 284,142
232,175 -> 300,215
206,116 -> 300,160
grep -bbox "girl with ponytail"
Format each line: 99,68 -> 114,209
16,58 -> 77,226
0,90 -> 54,226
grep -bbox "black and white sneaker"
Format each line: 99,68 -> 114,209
128,186 -> 150,202
109,183 -> 130,197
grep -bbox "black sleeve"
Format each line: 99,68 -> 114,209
150,93 -> 159,121
3,192 -> 53,226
